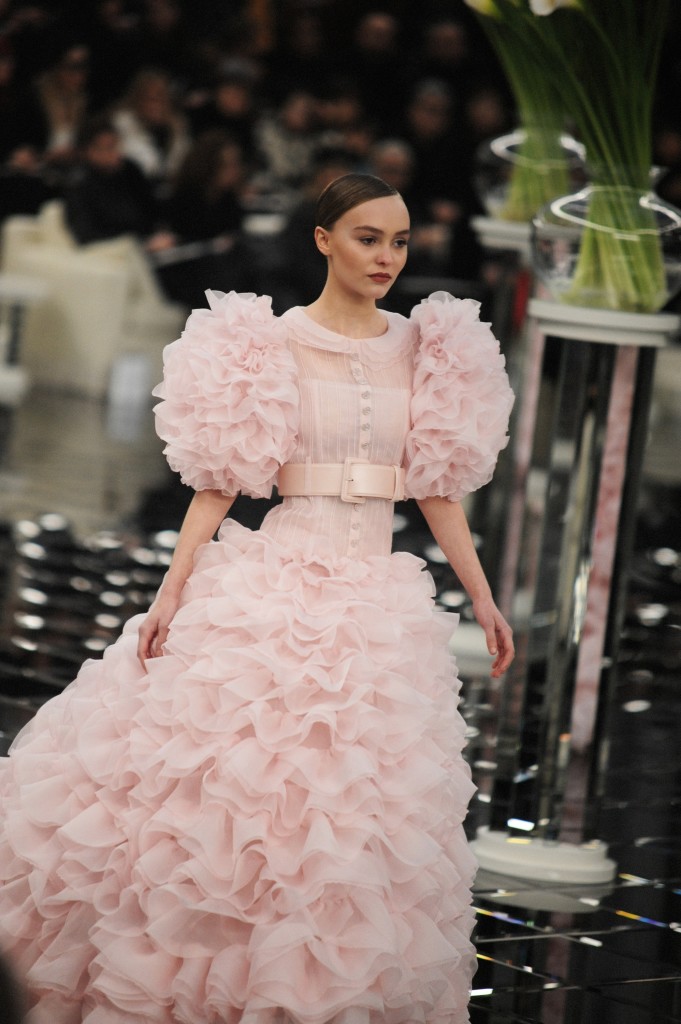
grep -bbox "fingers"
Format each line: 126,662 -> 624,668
490,621 -> 515,677
152,624 -> 169,658
137,619 -> 169,668
485,627 -> 498,659
137,626 -> 153,668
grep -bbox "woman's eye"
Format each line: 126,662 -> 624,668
359,237 -> 376,245
394,239 -> 408,248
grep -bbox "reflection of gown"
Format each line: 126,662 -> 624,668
0,292 -> 513,1024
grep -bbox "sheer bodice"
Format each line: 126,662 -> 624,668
260,306 -> 416,560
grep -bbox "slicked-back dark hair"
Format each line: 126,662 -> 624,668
315,173 -> 400,230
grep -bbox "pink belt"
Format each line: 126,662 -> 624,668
277,458 -> 405,503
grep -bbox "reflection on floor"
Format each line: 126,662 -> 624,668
0,389 -> 680,1024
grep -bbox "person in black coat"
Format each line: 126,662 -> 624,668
64,115 -> 159,244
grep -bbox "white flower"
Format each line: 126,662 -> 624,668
462,0 -> 500,15
529,0 -> 580,13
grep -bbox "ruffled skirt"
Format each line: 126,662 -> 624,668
0,520 -> 477,1024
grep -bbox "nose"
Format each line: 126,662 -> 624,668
376,244 -> 393,266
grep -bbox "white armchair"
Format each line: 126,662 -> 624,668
0,200 -> 187,398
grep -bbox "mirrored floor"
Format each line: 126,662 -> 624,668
0,388 -> 680,1023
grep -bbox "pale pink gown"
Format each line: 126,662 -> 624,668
0,291 -> 513,1024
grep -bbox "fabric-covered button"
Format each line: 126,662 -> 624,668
361,391 -> 370,399
362,407 -> 371,414
361,423 -> 370,431
360,442 -> 369,449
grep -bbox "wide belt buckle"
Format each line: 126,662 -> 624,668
340,457 -> 368,503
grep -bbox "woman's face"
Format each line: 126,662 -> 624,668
316,194 -> 410,300
215,143 -> 244,191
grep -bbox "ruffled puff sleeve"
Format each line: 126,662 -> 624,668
152,291 -> 299,498
404,291 -> 514,503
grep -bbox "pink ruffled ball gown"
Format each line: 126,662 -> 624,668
0,291 -> 513,1024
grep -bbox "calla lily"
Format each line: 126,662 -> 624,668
529,0 -> 580,13
462,0 -> 500,16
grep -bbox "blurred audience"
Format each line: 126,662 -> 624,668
0,0 -> 676,319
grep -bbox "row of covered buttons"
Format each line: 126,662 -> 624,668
349,352 -> 370,550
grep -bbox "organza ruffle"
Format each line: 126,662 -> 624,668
153,291 -> 300,498
405,292 -> 514,503
0,522 -> 477,1024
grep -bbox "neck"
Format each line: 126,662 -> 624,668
306,284 -> 386,340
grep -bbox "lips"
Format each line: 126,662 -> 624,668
369,274 -> 391,282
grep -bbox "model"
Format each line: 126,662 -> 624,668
0,173 -> 514,1024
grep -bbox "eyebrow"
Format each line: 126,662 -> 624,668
352,224 -> 411,235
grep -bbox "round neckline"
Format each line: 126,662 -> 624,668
282,304 -> 415,366
291,305 -> 394,342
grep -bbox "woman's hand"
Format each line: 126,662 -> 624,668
137,590 -> 182,667
135,489 -> 236,669
472,594 -> 514,678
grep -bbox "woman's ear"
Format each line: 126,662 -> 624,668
314,226 -> 331,256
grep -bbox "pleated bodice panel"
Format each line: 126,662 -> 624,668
261,307 -> 416,560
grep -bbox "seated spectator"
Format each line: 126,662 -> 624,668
253,88 -> 321,203
0,35 -> 44,161
464,84 -> 512,150
398,78 -> 477,205
185,66 -> 258,163
163,128 -> 247,242
316,77 -> 375,171
267,146 -> 356,312
138,0 -> 190,85
406,19 -> 475,111
153,129 -> 256,308
86,0 -> 144,109
338,11 -> 406,135
111,67 -> 192,199
31,39 -> 93,175
264,10 -> 329,103
64,115 -> 160,244
368,136 -> 483,281
0,145 -> 58,223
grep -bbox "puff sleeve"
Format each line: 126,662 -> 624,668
152,290 -> 299,498
404,291 -> 514,503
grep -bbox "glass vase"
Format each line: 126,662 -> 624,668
531,175 -> 681,313
474,126 -> 585,223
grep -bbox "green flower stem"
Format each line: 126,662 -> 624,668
480,13 -> 576,222
565,186 -> 666,312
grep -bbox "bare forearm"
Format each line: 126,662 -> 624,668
417,496 -> 491,601
161,488 -> 236,596
417,495 -> 514,676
